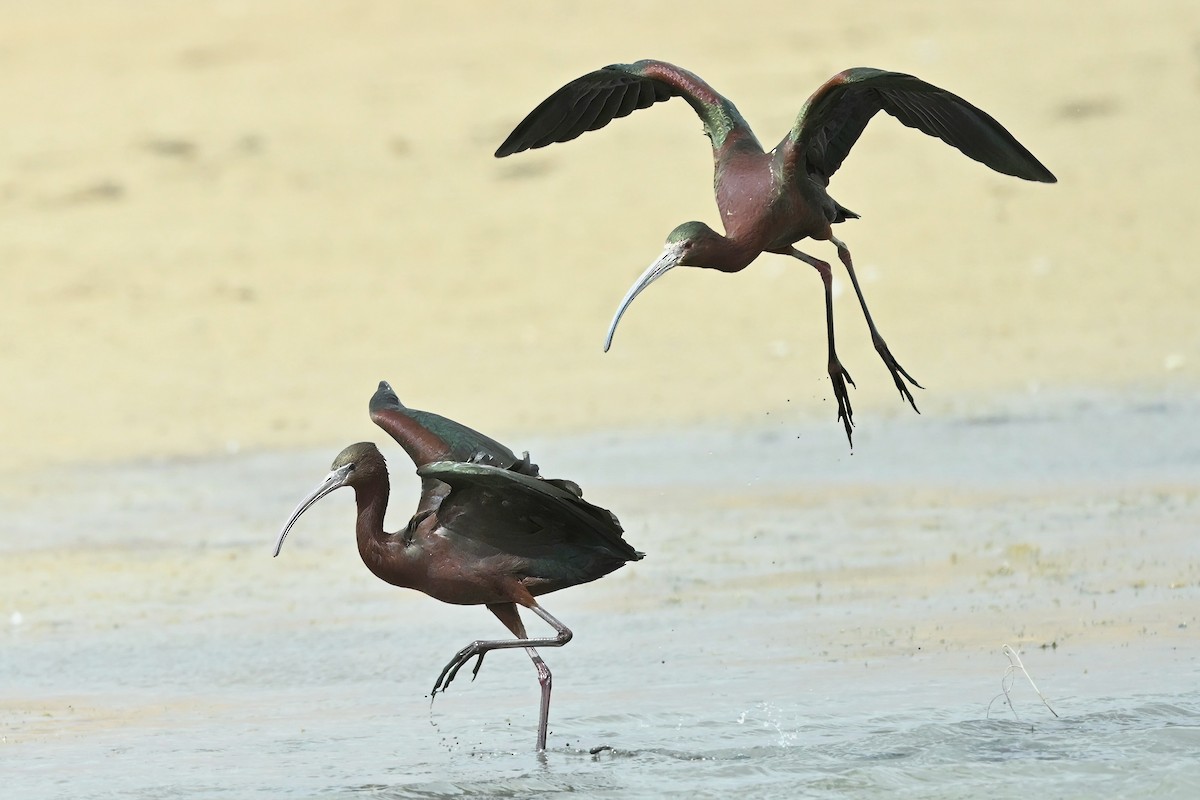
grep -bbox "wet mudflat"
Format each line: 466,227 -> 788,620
2,391 -> 1198,797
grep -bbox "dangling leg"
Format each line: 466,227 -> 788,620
789,248 -> 855,444
431,600 -> 572,751
830,236 -> 923,411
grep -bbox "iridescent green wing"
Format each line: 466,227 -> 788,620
369,381 -> 535,473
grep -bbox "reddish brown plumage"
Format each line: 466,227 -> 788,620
497,60 -> 1055,444
273,385 -> 641,751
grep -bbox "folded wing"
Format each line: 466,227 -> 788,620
418,461 -> 642,574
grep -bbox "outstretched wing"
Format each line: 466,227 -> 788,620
782,68 -> 1056,184
496,59 -> 755,157
369,381 -> 536,474
417,461 -> 641,566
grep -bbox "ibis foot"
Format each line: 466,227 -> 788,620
431,645 -> 487,698
872,334 -> 923,413
828,359 -> 857,445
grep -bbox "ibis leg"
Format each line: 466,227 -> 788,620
528,648 -> 552,751
790,248 -> 855,444
432,601 -> 572,751
830,236 -> 923,411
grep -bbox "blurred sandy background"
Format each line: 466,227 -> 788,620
2,0 -> 1197,472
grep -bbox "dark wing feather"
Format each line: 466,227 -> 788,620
369,381 -> 537,474
418,462 -> 643,566
496,65 -> 678,157
496,60 -> 752,157
786,68 -> 1056,183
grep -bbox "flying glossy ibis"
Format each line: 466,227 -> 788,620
495,61 -> 1056,443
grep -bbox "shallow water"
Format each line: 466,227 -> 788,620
3,391 -> 1199,797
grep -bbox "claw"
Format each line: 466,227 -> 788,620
432,644 -> 475,699
828,360 -> 856,446
872,335 -> 923,413
430,642 -> 493,703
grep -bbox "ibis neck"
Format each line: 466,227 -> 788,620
699,234 -> 759,273
354,472 -> 427,590
353,474 -> 391,550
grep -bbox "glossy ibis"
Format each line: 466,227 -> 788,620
496,61 -> 1056,443
274,382 -> 642,751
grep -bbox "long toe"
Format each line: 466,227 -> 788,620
828,362 -> 856,445
432,644 -> 481,697
443,653 -> 474,690
872,337 -> 923,412
469,652 -> 487,681
837,389 -> 854,443
890,369 -> 921,413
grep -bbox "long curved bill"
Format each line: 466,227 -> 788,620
272,464 -> 353,557
603,243 -> 685,352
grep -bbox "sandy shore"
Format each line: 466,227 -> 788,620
1,1 -> 1197,473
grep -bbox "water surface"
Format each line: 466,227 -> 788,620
3,392 -> 1198,797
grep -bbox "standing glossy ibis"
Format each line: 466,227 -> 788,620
496,61 -> 1056,443
274,382 -> 642,751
